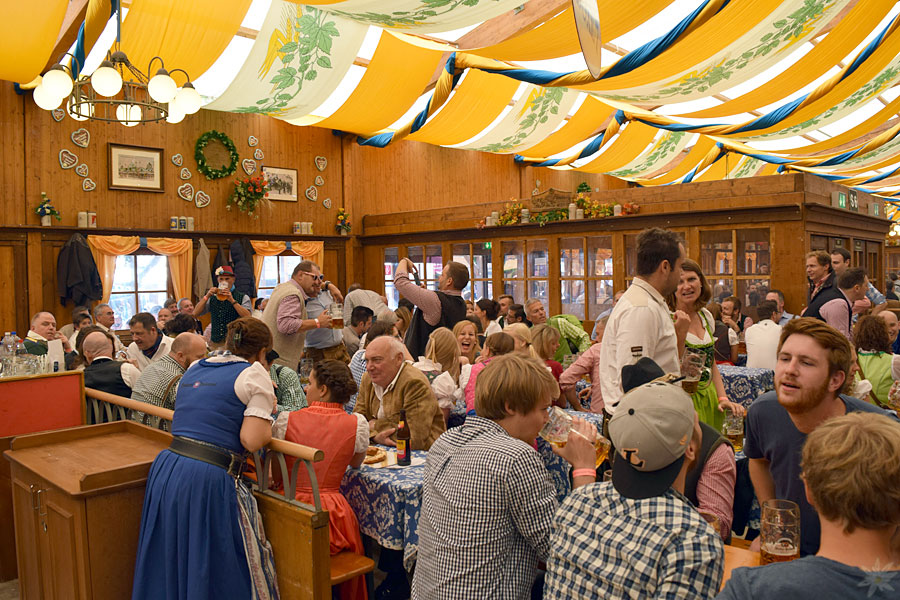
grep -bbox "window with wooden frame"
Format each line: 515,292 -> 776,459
452,242 -> 492,301
559,236 -> 615,321
109,251 -> 171,330
625,231 -> 689,287
258,254 -> 304,299
701,228 -> 770,308
382,245 -> 442,309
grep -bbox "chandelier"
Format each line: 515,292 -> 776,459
32,7 -> 201,125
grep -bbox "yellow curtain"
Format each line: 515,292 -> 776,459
0,0 -> 68,83
250,241 -> 324,290
292,241 -> 324,266
87,235 -> 192,304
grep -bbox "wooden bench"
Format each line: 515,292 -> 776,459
330,551 -> 375,586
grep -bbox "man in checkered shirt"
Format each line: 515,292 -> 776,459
411,353 -> 599,600
544,377 -> 724,598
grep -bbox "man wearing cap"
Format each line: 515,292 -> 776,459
544,377 -> 724,597
193,265 -> 251,348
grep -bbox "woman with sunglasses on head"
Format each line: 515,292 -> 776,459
132,317 -> 279,600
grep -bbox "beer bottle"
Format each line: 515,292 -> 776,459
396,409 -> 411,466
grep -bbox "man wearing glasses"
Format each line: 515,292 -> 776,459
261,260 -> 332,370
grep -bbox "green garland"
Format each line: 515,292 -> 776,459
195,130 -> 239,180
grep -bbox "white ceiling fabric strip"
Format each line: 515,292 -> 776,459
319,0 -> 527,34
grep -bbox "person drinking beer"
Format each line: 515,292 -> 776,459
304,278 -> 351,365
193,266 -> 251,348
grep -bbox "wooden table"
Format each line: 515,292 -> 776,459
723,544 -> 761,587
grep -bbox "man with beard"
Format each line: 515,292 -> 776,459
744,317 -> 896,557
598,227 -> 690,416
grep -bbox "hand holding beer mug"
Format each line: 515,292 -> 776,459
540,406 -> 610,468
330,303 -> 344,329
216,280 -> 230,301
760,499 -> 800,564
723,412 -> 744,452
680,349 -> 705,394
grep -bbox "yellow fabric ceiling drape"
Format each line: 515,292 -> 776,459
88,236 -> 193,305
250,241 -> 323,290
116,0 -> 251,83
625,137 -> 718,183
0,0 -> 68,84
572,122 -> 659,173
518,97 -> 615,158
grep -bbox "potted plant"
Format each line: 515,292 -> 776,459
35,192 -> 61,226
335,208 -> 351,236
226,174 -> 269,218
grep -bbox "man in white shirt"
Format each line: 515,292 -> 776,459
745,300 -> 782,370
126,312 -> 174,370
342,284 -> 393,324
599,228 -> 690,415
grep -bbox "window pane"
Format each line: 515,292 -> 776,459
473,242 -> 492,279
737,279 -> 770,309
280,255 -> 302,283
460,282 -> 472,301
112,255 -> 135,292
384,282 -> 399,310
452,243 -> 471,276
527,239 -> 549,278
425,245 -> 443,281
136,255 -> 167,290
528,280 -> 548,305
701,230 -> 733,275
408,246 -> 424,275
711,279 -> 734,303
502,241 -> 525,279
138,292 -> 168,315
384,247 -> 399,280
504,280 -> 524,303
260,257 -> 278,289
258,288 -> 274,299
587,236 -> 613,277
109,293 -> 136,330
561,279 -> 585,320
737,228 -> 770,275
471,280 -> 490,301
588,280 -> 614,321
560,238 -> 584,278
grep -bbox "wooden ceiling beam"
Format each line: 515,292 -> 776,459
43,0 -> 90,72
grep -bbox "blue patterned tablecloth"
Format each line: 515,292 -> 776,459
718,365 -> 774,408
340,409 -> 604,570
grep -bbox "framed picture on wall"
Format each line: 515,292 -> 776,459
262,166 -> 298,202
108,143 -> 164,192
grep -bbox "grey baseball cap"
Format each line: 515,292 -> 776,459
609,380 -> 696,499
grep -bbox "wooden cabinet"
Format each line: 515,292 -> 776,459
5,421 -> 170,599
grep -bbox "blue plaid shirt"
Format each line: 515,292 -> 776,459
345,348 -> 367,413
544,482 -> 724,599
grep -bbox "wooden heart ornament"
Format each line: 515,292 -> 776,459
253,148 -> 264,160
322,197 -> 332,209
171,154 -> 183,167
71,128 -> 90,148
242,159 -> 256,175
248,136 -> 258,147
180,167 -> 191,180
59,149 -> 78,169
305,186 -> 317,202
177,183 -> 194,201
314,156 -> 327,171
82,178 -> 96,192
314,175 -> 324,186
195,190 -> 211,208
51,108 -> 65,122
75,163 -> 89,177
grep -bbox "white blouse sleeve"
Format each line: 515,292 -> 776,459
431,371 -> 459,410
271,412 -> 290,440
891,354 -> 900,381
354,413 -> 370,454
457,363 -> 472,397
235,361 -> 276,421
728,328 -> 739,346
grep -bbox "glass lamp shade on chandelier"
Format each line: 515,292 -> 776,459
32,7 -> 201,125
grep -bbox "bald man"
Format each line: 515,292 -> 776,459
877,310 -> 900,354
131,332 -> 208,429
82,331 -> 141,400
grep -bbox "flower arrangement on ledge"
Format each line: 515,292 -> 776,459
336,208 -> 351,234
497,201 -> 524,225
35,192 -> 61,223
227,174 -> 269,217
480,198 -> 640,229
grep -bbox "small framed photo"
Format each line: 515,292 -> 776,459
262,166 -> 298,202
108,143 -> 164,192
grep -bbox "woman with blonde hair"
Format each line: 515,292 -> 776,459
413,327 -> 472,424
504,322 -> 537,358
463,332 -> 515,415
394,305 -> 412,339
532,324 -> 566,407
452,319 -> 481,365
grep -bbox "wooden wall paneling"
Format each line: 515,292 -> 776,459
0,83 -> 26,226
529,166 -> 631,196
769,220 -> 806,317
547,236 -> 561,316
25,232 -> 43,321
0,236 -> 28,335
40,237 -> 69,326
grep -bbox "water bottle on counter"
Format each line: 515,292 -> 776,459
0,332 -> 12,376
14,335 -> 28,376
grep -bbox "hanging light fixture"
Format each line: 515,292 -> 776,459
31,6 -> 199,125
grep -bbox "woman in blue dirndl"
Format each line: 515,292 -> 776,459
132,317 -> 279,599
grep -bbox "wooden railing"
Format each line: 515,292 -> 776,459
84,387 -> 334,599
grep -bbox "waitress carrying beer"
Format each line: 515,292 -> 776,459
194,266 -> 252,347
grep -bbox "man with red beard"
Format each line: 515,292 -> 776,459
744,317 -> 896,557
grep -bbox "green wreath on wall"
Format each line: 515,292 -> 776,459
195,130 -> 239,180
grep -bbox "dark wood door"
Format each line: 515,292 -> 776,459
10,469 -> 43,599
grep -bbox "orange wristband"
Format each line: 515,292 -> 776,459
572,468 -> 597,479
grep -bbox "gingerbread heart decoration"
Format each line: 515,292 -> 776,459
248,136 -> 258,147
322,197 -> 332,209
82,178 -> 96,192
59,149 -> 77,169
172,154 -> 183,167
75,163 -> 89,177
71,128 -> 90,148
314,175 -> 324,186
195,190 -> 211,208
242,159 -> 256,175
177,183 -> 194,201
314,156 -> 327,171
51,108 -> 65,122
305,186 -> 317,202
253,148 -> 264,160
180,167 -> 191,180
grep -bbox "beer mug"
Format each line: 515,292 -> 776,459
760,499 -> 801,564
330,303 -> 344,329
539,406 -> 610,468
723,412 -> 744,452
216,280 -> 229,301
680,349 -> 704,394
298,359 -> 313,385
